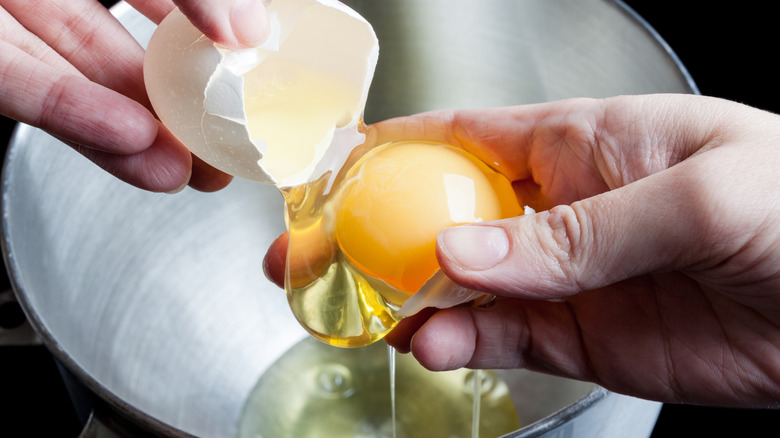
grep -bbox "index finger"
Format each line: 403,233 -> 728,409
3,0 -> 149,105
368,107 -> 544,183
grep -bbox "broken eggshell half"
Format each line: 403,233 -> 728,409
143,0 -> 379,187
143,1 -> 505,325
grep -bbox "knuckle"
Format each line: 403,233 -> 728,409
37,75 -> 71,129
540,204 -> 588,291
37,75 -> 96,145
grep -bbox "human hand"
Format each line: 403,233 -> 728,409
0,0 -> 269,192
264,94 -> 780,407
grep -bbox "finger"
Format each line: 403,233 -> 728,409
0,7 -> 81,76
187,154 -> 234,192
384,306 -> 437,354
410,306 -> 479,371
263,231 -> 288,288
407,297 -> 615,388
70,121 -> 193,192
368,103 -> 612,214
0,42 -> 158,155
125,0 -> 177,24
3,0 -> 150,105
434,151 -> 736,299
263,224 -> 336,290
371,96 -> 729,211
370,107 -> 536,182
173,0 -> 270,48
409,300 -> 570,372
408,283 -> 780,408
0,11 -> 194,192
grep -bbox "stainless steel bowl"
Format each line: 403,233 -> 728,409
2,1 -> 695,436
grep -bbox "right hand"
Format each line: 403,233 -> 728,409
265,94 -> 780,408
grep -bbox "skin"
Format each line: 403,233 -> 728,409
0,0 -> 270,192
264,94 -> 780,408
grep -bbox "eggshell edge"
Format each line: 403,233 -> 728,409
144,0 -> 379,187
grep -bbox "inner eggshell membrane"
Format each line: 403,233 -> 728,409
143,0 -> 378,187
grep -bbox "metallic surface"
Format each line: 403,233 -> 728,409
2,0 -> 693,437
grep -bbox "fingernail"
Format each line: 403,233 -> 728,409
165,180 -> 189,194
230,0 -> 270,47
165,172 -> 191,194
438,226 -> 509,271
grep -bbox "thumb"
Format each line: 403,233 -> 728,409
436,168 -> 706,299
174,0 -> 270,48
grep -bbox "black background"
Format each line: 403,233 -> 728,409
1,0 -> 778,436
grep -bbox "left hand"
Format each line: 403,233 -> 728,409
0,0 -> 270,192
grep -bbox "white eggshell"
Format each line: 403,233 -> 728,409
397,271 -> 492,317
144,0 -> 378,186
399,205 -> 537,316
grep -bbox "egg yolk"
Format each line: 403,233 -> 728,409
333,141 -> 521,293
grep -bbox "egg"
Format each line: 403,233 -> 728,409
333,141 -> 522,294
143,0 -> 378,187
144,0 -> 522,347
283,141 -> 522,347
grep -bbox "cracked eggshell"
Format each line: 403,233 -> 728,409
143,0 -> 378,186
397,271 -> 491,317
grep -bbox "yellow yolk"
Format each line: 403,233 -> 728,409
243,57 -> 360,182
333,141 -> 521,293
